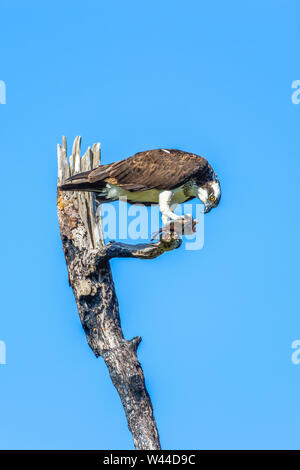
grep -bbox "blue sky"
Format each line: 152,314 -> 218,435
0,0 -> 300,450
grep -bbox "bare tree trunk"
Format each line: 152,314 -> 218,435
57,137 -> 184,450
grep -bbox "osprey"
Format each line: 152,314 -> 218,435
59,149 -> 221,224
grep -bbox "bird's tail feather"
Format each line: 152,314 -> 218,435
59,182 -> 96,192
59,171 -> 114,203
59,180 -> 111,203
59,171 -> 101,192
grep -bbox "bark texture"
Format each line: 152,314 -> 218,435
57,137 -> 188,450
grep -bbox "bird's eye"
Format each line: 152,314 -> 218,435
210,195 -> 215,202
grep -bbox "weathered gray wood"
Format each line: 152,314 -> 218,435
57,136 -> 186,450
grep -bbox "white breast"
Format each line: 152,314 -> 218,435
106,183 -> 191,204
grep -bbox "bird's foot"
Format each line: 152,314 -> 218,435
171,213 -> 193,221
152,215 -> 198,240
170,214 -> 185,221
180,214 -> 198,234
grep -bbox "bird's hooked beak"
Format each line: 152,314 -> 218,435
199,203 -> 213,214
204,203 -> 213,214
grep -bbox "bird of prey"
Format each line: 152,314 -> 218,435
59,149 -> 221,224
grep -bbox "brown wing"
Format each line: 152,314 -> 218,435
88,149 -> 211,191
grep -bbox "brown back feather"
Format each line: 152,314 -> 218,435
87,149 -> 211,191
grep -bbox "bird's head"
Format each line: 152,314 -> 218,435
197,178 -> 221,214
